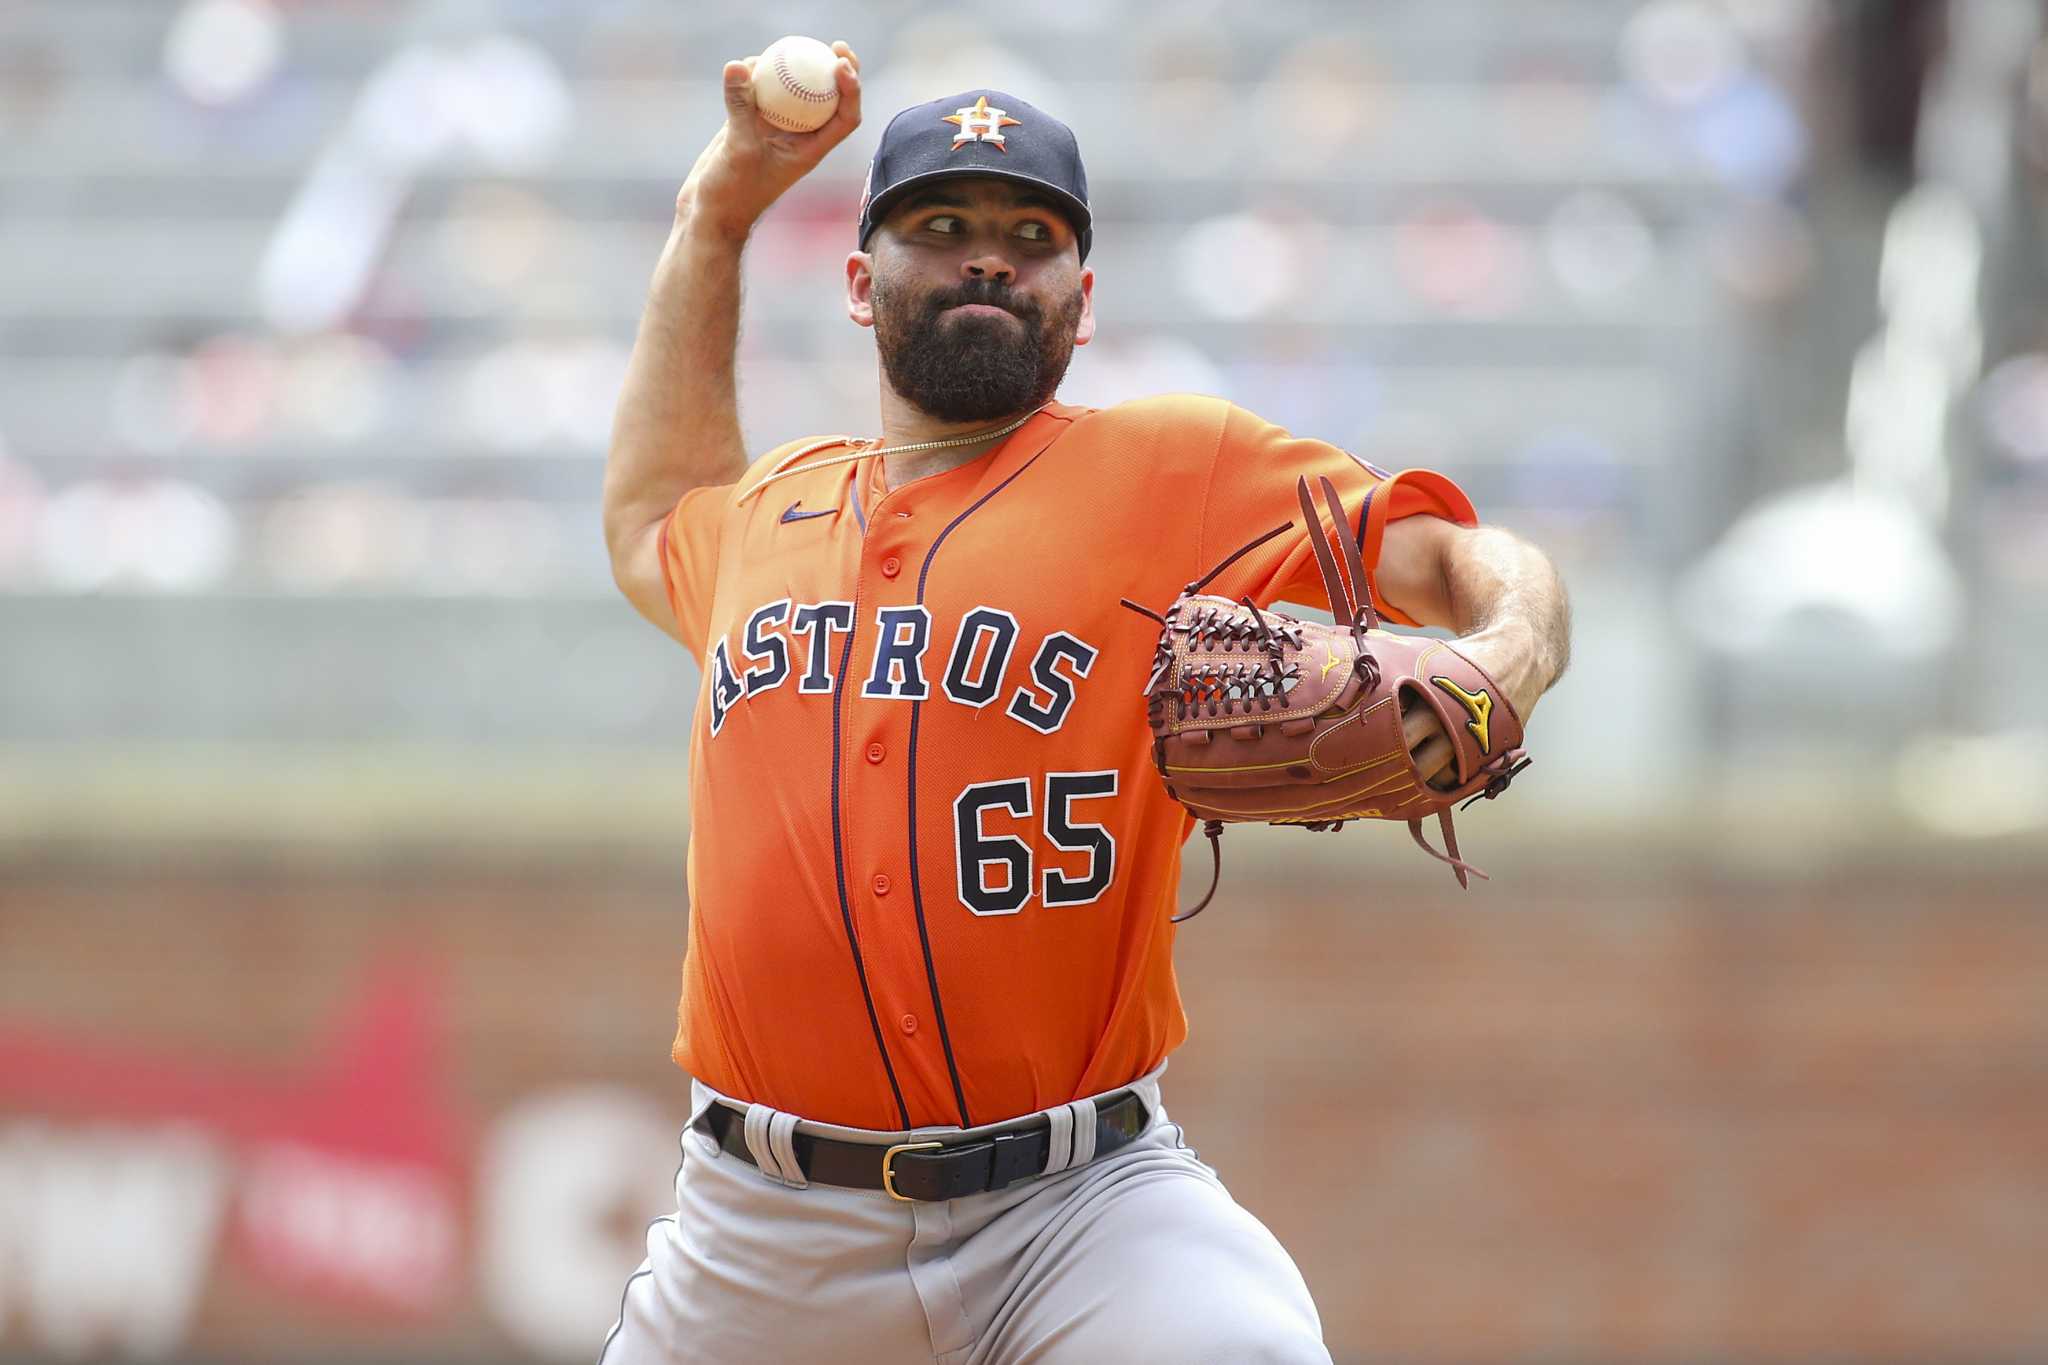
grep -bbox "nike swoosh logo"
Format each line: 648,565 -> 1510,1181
779,501 -> 835,524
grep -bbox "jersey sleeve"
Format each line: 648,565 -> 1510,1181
1195,403 -> 1477,627
659,481 -> 734,665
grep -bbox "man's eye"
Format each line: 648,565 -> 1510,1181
1016,221 -> 1051,242
925,216 -> 960,233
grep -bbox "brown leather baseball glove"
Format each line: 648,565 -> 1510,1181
1121,474 -> 1531,920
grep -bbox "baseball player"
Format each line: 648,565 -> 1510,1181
600,41 -> 1570,1364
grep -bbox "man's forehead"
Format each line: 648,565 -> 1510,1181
887,179 -> 1059,216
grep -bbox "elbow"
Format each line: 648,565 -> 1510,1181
600,500 -> 640,575
598,487 -> 658,609
599,459 -> 671,570
603,508 -> 681,637
598,458 -> 639,560
1550,573 -> 1575,683
605,532 -> 644,597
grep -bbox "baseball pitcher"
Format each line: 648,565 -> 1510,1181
600,40 -> 1571,1364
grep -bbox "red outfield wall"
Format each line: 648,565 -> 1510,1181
2,867 -> 2044,1363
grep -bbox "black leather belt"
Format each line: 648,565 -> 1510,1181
693,1091 -> 1150,1202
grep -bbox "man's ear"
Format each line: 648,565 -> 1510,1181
846,252 -> 875,328
1073,266 -> 1096,346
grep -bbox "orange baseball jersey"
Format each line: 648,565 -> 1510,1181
658,394 -> 1476,1130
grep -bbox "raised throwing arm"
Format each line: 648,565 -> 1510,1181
602,44 -> 863,640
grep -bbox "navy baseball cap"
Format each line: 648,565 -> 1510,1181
857,90 -> 1092,263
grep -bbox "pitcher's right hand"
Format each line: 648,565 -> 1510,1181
679,41 -> 862,243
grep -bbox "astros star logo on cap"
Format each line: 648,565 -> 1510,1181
942,95 -> 1021,151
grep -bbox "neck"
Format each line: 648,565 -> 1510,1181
874,386 -> 1040,491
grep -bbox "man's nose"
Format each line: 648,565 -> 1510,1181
962,252 -> 1014,285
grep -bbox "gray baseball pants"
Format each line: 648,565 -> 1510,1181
599,1068 -> 1330,1364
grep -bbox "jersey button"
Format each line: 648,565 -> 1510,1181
900,1013 -> 918,1035
865,741 -> 885,764
881,555 -> 902,578
873,873 -> 891,896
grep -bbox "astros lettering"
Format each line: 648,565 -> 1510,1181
706,601 -> 1097,736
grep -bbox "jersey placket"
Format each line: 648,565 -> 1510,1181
837,465 -> 970,1129
814,417 -> 1067,1130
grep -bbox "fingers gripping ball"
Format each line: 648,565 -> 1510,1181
752,36 -> 842,132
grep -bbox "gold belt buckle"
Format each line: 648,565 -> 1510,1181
880,1139 -> 944,1201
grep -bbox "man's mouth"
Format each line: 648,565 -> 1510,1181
943,303 -> 1018,320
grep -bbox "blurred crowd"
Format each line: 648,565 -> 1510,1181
2,0 -> 2045,839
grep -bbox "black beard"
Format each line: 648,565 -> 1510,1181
871,274 -> 1084,423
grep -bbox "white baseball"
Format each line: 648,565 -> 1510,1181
751,36 -> 841,133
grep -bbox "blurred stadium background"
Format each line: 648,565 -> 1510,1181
4,1 -> 2047,1361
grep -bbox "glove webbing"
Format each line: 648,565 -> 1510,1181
1150,518 -> 1305,924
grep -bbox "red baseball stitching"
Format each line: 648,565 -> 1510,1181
773,52 -> 836,102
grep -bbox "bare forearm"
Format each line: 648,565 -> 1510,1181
602,212 -> 751,559
1443,527 -> 1571,713
600,43 -> 861,636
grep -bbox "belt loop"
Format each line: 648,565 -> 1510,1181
742,1103 -> 785,1184
1064,1099 -> 1097,1170
768,1111 -> 807,1190
1043,1102 -> 1074,1174
687,1082 -> 724,1160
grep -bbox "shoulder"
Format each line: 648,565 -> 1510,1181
1076,392 -> 1237,434
1049,394 -> 1246,469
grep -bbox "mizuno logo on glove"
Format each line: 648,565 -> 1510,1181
1431,677 -> 1493,755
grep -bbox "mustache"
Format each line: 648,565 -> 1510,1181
924,281 -> 1042,323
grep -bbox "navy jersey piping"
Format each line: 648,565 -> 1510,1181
904,449 -> 1052,1130
1355,484 -> 1374,607
828,612 -> 912,1129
